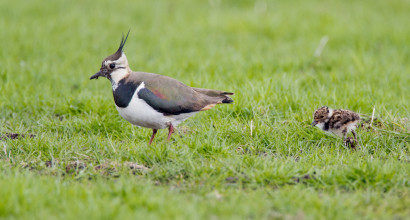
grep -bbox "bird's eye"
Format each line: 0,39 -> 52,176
109,63 -> 116,69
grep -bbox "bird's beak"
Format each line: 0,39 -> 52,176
90,71 -> 104,80
311,120 -> 318,126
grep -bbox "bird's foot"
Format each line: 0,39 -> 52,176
344,137 -> 357,150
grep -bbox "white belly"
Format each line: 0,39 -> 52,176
115,96 -> 198,130
316,121 -> 358,137
113,81 -> 198,129
330,121 -> 359,137
116,97 -> 170,129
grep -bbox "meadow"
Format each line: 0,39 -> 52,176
0,0 -> 409,219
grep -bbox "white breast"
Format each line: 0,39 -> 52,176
316,122 -> 326,131
115,82 -> 197,129
116,97 -> 169,129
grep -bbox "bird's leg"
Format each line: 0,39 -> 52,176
342,129 -> 348,146
351,130 -> 359,150
149,129 -> 158,145
167,124 -> 174,141
352,130 -> 358,143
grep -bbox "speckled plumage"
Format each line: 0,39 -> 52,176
312,106 -> 360,146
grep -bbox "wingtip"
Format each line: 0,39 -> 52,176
222,97 -> 234,104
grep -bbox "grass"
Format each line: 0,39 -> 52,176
1,0 -> 409,219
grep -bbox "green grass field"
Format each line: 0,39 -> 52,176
1,0 -> 409,219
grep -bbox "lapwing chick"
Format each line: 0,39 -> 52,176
90,32 -> 234,144
312,106 -> 360,147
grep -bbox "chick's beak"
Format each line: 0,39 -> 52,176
90,71 -> 103,80
311,120 -> 318,126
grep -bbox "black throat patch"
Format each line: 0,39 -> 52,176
112,79 -> 141,108
324,122 -> 329,131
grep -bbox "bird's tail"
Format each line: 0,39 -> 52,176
193,87 -> 234,104
193,87 -> 234,111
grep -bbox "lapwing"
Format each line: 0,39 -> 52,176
90,32 -> 234,144
312,106 -> 360,146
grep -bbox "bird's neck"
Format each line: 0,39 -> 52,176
110,67 -> 130,90
327,108 -> 334,119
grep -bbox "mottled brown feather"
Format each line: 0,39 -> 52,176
329,110 -> 360,130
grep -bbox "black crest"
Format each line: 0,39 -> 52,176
106,30 -> 130,61
117,29 -> 130,52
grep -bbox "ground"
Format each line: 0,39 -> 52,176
0,0 -> 409,219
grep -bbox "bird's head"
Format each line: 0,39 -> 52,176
90,31 -> 130,82
311,106 -> 331,126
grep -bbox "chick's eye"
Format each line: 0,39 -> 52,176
109,63 -> 116,69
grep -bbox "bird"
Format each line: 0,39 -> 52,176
90,32 -> 234,144
311,106 -> 360,146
